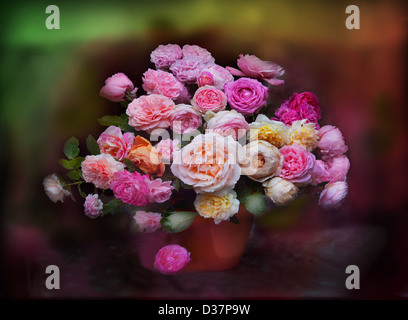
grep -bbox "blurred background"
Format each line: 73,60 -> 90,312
0,0 -> 407,299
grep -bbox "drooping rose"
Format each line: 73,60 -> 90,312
191,85 -> 227,115
97,126 -> 134,161
319,181 -> 348,209
150,44 -> 183,69
279,145 -> 315,185
127,136 -> 165,176
43,174 -> 70,203
154,244 -> 191,274
100,72 -> 137,102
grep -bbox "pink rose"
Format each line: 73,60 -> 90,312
224,78 -> 269,115
170,104 -> 202,134
126,94 -> 174,133
191,85 -> 227,115
150,44 -> 183,69
326,155 -> 350,181
197,64 -> 234,90
171,133 -> 242,194
206,110 -> 249,140
182,44 -> 215,64
317,125 -> 348,158
279,145 -> 316,185
134,211 -> 162,233
81,154 -> 125,189
110,170 -> 150,206
100,72 -> 137,102
84,194 -> 104,219
170,57 -> 205,83
148,178 -> 174,203
154,244 -> 191,274
226,54 -> 285,85
142,69 -> 184,100
319,181 -> 348,210
310,159 -> 331,186
97,126 -> 134,161
156,139 -> 180,162
174,85 -> 192,104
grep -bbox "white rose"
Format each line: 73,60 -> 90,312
43,174 -> 70,203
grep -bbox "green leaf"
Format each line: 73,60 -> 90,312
103,198 -> 123,215
172,179 -> 181,192
86,135 -> 100,155
180,181 -> 194,190
58,157 -> 85,170
122,158 -> 138,173
161,211 -> 197,233
97,114 -> 129,130
77,183 -> 87,198
67,170 -> 81,181
244,192 -> 268,216
63,136 -> 80,160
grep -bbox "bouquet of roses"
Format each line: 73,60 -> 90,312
44,44 -> 350,274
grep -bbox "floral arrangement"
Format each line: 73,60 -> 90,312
44,44 -> 350,274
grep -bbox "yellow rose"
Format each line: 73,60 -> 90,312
288,120 -> 318,151
248,114 -> 288,148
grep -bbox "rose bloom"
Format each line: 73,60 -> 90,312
191,85 -> 227,115
326,155 -> 350,181
100,72 -> 137,102
248,114 -> 288,148
319,181 -> 348,210
156,139 -> 180,163
263,177 -> 298,205
194,190 -> 240,224
110,170 -> 150,206
150,44 -> 183,69
288,120 -> 319,151
43,173 -> 70,203
279,145 -> 316,185
84,194 -> 104,219
148,178 -> 174,203
310,159 -> 331,186
226,54 -> 285,85
81,153 -> 125,189
197,64 -> 234,90
241,140 -> 283,182
174,85 -> 192,104
97,125 -> 134,161
317,125 -> 348,158
170,57 -> 205,83
134,211 -> 162,233
142,69 -> 184,100
182,44 -> 215,64
171,133 -> 242,194
126,94 -> 174,133
206,110 -> 249,140
170,104 -> 202,134
224,77 -> 269,115
154,244 -> 191,274
127,136 -> 165,176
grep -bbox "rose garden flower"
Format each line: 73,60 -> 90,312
142,69 -> 185,100
150,44 -> 183,69
263,177 -> 298,205
156,139 -> 180,163
170,57 -> 205,83
319,181 -> 348,209
110,170 -> 150,206
310,159 -> 331,186
326,155 -> 350,181
97,126 -> 134,161
191,85 -> 227,115
134,211 -> 162,233
279,145 -> 315,185
205,110 -> 249,140
182,44 -> 215,64
43,173 -> 70,203
148,178 -> 174,203
154,244 -> 191,274
248,114 -> 288,148
197,64 -> 234,90
287,120 -> 319,151
84,194 -> 104,219
100,72 -> 137,102
317,125 -> 348,159
170,104 -> 202,134
127,136 -> 165,176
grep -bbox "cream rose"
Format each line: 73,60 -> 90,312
43,174 -> 70,203
263,177 -> 298,205
288,120 -> 319,151
248,114 -> 288,148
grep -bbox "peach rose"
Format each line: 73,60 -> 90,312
127,136 -> 165,176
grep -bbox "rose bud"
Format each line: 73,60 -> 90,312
100,72 -> 137,102
317,125 -> 348,158
318,181 -> 348,209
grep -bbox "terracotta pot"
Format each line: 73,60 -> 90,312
136,205 -> 254,272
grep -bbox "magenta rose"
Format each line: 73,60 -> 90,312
279,145 -> 316,185
110,170 -> 150,206
192,85 -> 227,114
142,69 -> 184,100
170,57 -> 205,83
319,181 -> 348,210
326,155 -> 350,181
197,71 -> 214,87
318,125 -> 348,158
150,44 -> 183,69
100,72 -> 137,102
154,244 -> 191,274
148,178 -> 174,203
170,104 -> 202,134
97,126 -> 134,161
224,78 -> 269,115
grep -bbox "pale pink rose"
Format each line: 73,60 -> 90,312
43,174 -> 70,203
191,85 -> 227,115
182,44 -> 215,64
110,170 -> 150,206
97,126 -> 134,161
319,181 -> 348,209
142,69 -> 184,100
279,145 -> 316,185
84,194 -> 104,219
148,178 -> 174,203
170,104 -> 202,134
81,154 -> 125,190
170,57 -> 206,83
197,64 -> 234,90
171,133 -> 242,194
318,125 -> 348,158
226,54 -> 285,85
156,139 -> 180,162
326,155 -> 350,181
174,85 -> 192,104
154,244 -> 191,274
100,72 -> 137,102
150,44 -> 183,69
134,211 -> 162,233
126,94 -> 174,133
205,110 -> 249,140
310,159 -> 331,186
